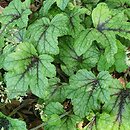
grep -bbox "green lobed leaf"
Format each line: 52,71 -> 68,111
66,69 -> 112,118
27,14 -> 69,55
59,36 -> 100,76
4,42 -> 56,99
0,0 -> 31,30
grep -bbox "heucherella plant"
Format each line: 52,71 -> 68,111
0,0 -> 130,130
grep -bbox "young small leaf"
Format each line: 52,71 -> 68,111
44,102 -> 81,130
56,0 -> 69,10
41,0 -> 69,14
